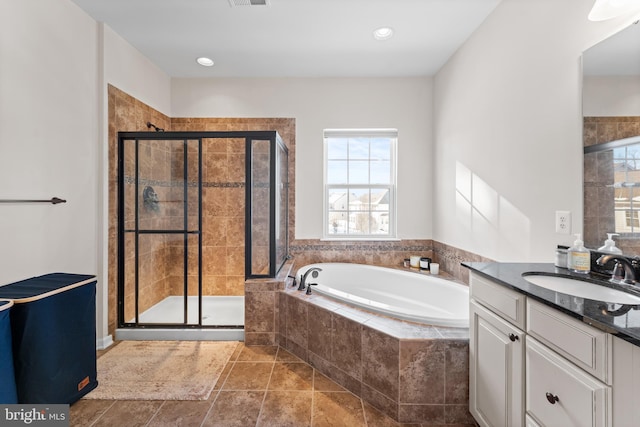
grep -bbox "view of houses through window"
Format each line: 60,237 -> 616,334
614,142 -> 640,234
324,129 -> 397,238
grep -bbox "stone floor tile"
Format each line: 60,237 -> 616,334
236,345 -> 278,362
90,400 -> 163,427
69,399 -> 115,427
268,362 -> 314,390
222,361 -> 274,390
257,390 -> 312,427
146,400 -> 212,426
313,371 -> 348,392
312,391 -> 366,427
202,390 -> 265,427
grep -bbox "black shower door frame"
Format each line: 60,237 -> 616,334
117,131 -> 286,329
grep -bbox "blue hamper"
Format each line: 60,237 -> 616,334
0,299 -> 17,403
0,273 -> 98,404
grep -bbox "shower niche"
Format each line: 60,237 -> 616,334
117,131 -> 288,331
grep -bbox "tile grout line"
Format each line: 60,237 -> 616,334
198,342 -> 240,427
254,349 -> 278,426
143,400 -> 166,427
310,365 -> 315,427
87,400 -> 117,427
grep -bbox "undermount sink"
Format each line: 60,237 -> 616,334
522,273 -> 640,305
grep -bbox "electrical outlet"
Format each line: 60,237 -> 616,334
555,210 -> 571,234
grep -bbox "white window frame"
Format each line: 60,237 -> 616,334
322,128 -> 398,240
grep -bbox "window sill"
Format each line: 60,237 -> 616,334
320,237 -> 401,242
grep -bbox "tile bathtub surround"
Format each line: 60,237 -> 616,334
73,343 -> 475,427
289,239 -> 492,285
244,259 -> 294,346
277,287 -> 473,425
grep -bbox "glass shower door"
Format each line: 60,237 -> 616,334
119,137 -> 202,327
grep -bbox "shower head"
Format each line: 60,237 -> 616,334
146,122 -> 165,132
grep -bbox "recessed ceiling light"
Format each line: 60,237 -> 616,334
373,27 -> 394,41
196,57 -> 214,67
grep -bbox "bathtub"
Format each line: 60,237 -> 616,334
295,263 -> 469,328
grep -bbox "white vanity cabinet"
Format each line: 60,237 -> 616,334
469,272 -> 615,427
470,273 -> 526,427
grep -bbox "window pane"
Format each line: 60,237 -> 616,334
327,160 -> 348,184
328,189 -> 349,210
370,188 -> 390,211
350,212 -> 369,234
613,146 -> 627,159
370,139 -> 391,160
349,189 -> 369,211
628,145 -> 640,163
348,139 -> 369,160
370,160 -> 390,184
348,160 -> 369,184
327,138 -> 347,159
371,212 -> 389,234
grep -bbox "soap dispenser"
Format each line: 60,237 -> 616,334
598,233 -> 623,255
568,233 -> 590,274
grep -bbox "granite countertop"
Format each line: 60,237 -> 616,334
462,261 -> 640,347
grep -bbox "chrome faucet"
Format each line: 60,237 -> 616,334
298,267 -> 322,291
596,255 -> 638,284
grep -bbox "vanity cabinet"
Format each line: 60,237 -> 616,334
470,274 -> 526,427
470,272 -> 614,427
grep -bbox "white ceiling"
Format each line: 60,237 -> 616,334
70,0 -> 502,78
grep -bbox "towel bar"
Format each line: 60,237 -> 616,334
0,197 -> 66,204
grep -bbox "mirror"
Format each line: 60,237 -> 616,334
583,22 -> 640,255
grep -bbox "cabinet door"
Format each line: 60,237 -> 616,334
526,337 -> 611,427
470,300 -> 525,427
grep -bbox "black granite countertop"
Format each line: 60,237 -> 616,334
462,262 -> 640,347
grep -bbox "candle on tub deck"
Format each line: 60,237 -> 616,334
430,263 -> 440,275
409,256 -> 420,268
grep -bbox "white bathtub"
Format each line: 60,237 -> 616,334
295,263 -> 469,328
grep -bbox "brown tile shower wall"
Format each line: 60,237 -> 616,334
583,116 -> 640,252
171,119 -> 296,294
276,286 -> 473,424
109,85 -> 172,331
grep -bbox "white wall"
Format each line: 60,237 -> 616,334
433,0 -> 633,262
99,24 -> 172,347
0,1 -> 99,280
103,26 -> 172,116
583,76 -> 640,116
0,0 -> 172,348
172,77 -> 433,239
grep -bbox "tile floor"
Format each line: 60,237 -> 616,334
70,342 -> 474,427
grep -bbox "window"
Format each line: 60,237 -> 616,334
613,143 -> 640,234
323,129 -> 397,239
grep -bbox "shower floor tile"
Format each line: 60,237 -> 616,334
131,296 -> 244,326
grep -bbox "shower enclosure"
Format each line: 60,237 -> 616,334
117,131 -> 288,337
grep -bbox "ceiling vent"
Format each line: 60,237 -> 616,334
228,0 -> 270,6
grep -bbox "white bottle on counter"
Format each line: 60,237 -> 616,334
597,233 -> 623,255
568,233 -> 590,274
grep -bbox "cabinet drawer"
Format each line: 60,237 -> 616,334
527,299 -> 612,383
526,337 -> 611,427
470,272 -> 526,329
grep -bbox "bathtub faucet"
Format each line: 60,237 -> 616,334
298,267 -> 322,291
